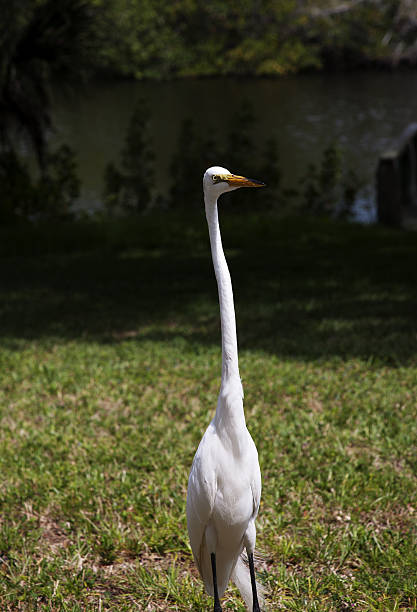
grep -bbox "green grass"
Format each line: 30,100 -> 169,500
0,213 -> 416,610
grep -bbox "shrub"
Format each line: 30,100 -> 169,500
103,99 -> 155,213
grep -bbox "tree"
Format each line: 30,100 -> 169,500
0,0 -> 97,221
104,100 -> 155,213
0,0 -> 97,167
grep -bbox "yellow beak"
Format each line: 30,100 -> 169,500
225,174 -> 266,188
212,173 -> 266,188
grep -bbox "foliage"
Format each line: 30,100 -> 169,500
1,1 -> 416,99
0,1 -> 96,223
107,100 -> 360,217
103,100 -> 155,213
258,136 -> 283,209
106,99 -> 280,213
319,142 -> 343,208
222,99 -> 257,172
300,142 -> 361,217
0,215 -> 416,609
0,145 -> 80,223
87,0 -> 417,79
340,166 -> 363,218
36,145 -> 81,218
301,161 -> 321,213
301,143 -> 343,214
0,150 -> 34,224
168,100 -> 284,211
169,118 -> 217,210
0,2 -> 413,222
219,99 -> 260,210
0,0 -> 98,167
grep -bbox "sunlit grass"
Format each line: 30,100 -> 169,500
0,213 -> 416,610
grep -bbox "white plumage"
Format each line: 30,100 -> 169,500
187,166 -> 265,611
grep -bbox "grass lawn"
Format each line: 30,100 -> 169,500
0,213 -> 416,610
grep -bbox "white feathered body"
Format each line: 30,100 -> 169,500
186,379 -> 261,602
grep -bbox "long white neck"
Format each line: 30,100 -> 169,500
204,191 -> 241,389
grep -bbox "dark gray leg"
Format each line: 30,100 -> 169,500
248,552 -> 261,612
210,552 -> 222,611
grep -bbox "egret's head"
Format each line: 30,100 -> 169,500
203,166 -> 265,200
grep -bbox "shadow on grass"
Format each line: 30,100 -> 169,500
1,214 -> 416,365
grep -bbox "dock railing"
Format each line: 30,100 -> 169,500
377,123 -> 417,227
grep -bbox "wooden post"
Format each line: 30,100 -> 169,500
377,152 -> 402,226
377,123 -> 417,227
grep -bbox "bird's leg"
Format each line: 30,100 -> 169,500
210,552 -> 222,612
248,552 -> 261,612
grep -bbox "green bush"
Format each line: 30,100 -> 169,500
300,143 -> 361,218
0,145 -> 80,224
103,99 -> 155,213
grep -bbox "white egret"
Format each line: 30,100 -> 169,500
187,167 -> 265,611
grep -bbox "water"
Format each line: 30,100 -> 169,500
51,72 -> 417,221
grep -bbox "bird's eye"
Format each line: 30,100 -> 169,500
212,175 -> 223,184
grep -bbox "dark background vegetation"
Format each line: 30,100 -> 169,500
0,0 -> 416,224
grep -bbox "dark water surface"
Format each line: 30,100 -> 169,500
51,72 -> 417,220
